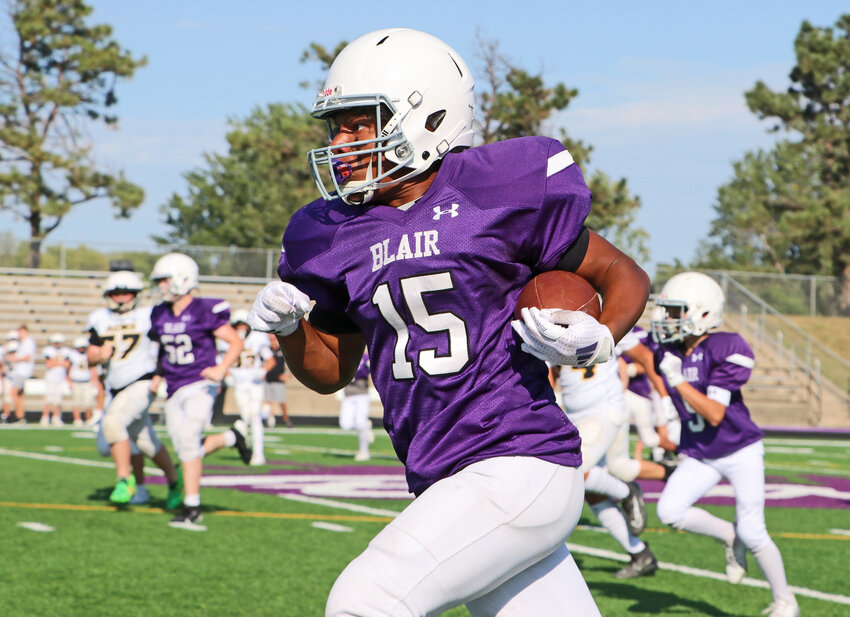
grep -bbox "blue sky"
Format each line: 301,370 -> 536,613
3,1 -> 848,272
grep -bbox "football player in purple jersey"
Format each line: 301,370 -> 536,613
651,272 -> 798,617
248,28 -> 650,617
148,253 -> 251,530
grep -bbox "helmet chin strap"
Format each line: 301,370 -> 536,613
341,156 -> 376,205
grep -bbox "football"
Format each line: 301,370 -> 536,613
514,271 -> 601,319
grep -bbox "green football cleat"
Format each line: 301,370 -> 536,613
109,476 -> 137,504
166,467 -> 184,510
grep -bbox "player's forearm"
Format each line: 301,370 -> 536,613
278,320 -> 365,394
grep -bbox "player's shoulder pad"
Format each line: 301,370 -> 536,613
709,331 -> 754,368
449,136 -> 568,199
283,196 -> 364,272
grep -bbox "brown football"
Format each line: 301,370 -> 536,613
514,271 -> 601,319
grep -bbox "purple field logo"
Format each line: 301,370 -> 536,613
189,464 -> 850,509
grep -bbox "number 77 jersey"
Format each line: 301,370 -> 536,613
86,305 -> 159,393
279,136 -> 590,495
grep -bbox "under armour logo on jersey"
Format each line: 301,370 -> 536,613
433,204 -> 459,220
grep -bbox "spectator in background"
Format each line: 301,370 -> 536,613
228,309 -> 275,466
339,350 -> 373,461
263,333 -> 292,428
68,336 -> 97,426
40,333 -> 71,426
6,325 -> 36,423
0,331 -> 16,422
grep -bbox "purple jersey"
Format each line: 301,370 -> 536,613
625,326 -> 653,399
149,297 -> 230,398
654,331 -> 763,459
353,351 -> 370,381
280,136 -> 589,495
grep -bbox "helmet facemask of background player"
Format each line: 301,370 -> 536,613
150,253 -> 200,302
307,28 -> 475,205
650,272 -> 725,344
103,270 -> 145,314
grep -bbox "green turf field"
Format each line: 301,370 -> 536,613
1,425 -> 848,616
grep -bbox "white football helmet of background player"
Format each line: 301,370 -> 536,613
150,253 -> 199,301
651,272 -> 724,344
307,28 -> 475,205
103,270 -> 145,313
48,333 -> 66,345
230,309 -> 250,326
6,329 -> 18,341
73,336 -> 88,350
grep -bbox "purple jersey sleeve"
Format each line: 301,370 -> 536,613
353,351 -> 370,381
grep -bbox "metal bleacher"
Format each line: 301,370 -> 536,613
0,268 -> 346,420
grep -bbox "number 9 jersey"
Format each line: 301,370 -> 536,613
87,305 -> 159,393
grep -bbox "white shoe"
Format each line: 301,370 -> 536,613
725,536 -> 747,584
40,415 -> 50,426
51,416 -> 64,427
249,455 -> 266,466
762,597 -> 799,617
354,450 -> 370,462
73,419 -> 84,427
367,430 -> 375,444
266,415 -> 276,428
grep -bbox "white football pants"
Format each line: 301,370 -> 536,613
656,440 -> 772,550
325,457 -> 600,617
101,380 -> 162,458
570,405 -> 640,482
234,383 -> 265,454
165,380 -> 218,462
339,394 -> 371,431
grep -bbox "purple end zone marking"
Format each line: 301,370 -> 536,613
638,473 -> 850,509
147,461 -> 849,508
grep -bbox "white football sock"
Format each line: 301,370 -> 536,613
590,499 -> 645,554
585,466 -> 630,501
751,540 -> 793,601
184,493 -> 201,507
223,430 -> 237,448
251,413 -> 264,454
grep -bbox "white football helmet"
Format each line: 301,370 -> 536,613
5,329 -> 18,341
150,253 -> 199,300
103,270 -> 145,313
651,272 -> 725,344
307,28 -> 475,205
5,340 -> 18,353
49,333 -> 66,345
230,309 -> 250,326
73,336 -> 89,350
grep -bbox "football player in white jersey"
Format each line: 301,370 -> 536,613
228,310 -> 275,466
87,271 -> 183,508
552,353 -> 658,578
40,333 -> 71,426
68,337 -> 97,426
1,331 -> 18,422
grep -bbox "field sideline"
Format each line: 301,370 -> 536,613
1,425 -> 848,617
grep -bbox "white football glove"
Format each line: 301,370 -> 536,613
659,395 -> 680,423
659,352 -> 685,387
247,281 -> 311,337
511,307 -> 614,367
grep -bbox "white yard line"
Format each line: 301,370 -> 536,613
0,447 -> 163,475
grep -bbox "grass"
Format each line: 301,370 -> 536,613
1,425 -> 848,616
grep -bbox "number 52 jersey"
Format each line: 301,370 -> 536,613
87,306 -> 159,392
279,136 -> 589,495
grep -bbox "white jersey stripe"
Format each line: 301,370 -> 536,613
726,353 -> 755,369
212,300 -> 230,314
546,150 -> 574,177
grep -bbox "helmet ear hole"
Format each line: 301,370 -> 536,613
425,110 -> 446,132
